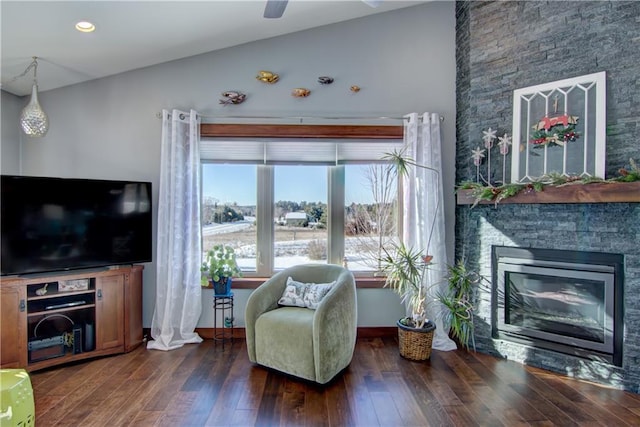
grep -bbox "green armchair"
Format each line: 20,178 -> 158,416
245,264 -> 357,384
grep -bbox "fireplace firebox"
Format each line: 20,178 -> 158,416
492,246 -> 624,366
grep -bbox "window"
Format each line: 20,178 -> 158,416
274,165 -> 328,270
202,164 -> 257,272
200,127 -> 404,277
345,164 -> 398,272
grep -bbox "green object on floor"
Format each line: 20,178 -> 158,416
0,369 -> 35,427
224,317 -> 234,328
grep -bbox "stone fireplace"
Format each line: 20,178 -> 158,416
454,1 -> 640,393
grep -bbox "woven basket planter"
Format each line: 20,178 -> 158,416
397,319 -> 436,361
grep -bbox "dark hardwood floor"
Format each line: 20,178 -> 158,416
30,337 -> 640,426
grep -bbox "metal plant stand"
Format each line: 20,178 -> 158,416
213,292 -> 234,349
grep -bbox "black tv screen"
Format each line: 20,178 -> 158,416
1,175 -> 152,276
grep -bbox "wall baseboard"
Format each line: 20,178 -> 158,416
357,327 -> 397,338
193,326 -> 397,340
144,327 -> 398,341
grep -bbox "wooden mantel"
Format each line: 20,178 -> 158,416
456,181 -> 640,205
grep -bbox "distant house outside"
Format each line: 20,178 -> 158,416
284,212 -> 309,227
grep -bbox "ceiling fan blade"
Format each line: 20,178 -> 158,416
362,0 -> 383,7
264,0 -> 289,19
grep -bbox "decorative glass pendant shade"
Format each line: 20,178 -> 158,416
15,57 -> 49,137
20,83 -> 49,137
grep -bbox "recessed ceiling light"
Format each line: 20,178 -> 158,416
75,21 -> 96,33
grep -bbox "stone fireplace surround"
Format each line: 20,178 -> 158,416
455,202 -> 639,392
454,1 -> 640,393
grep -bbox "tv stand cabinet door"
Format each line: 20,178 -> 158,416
0,283 -> 27,368
124,265 -> 144,352
96,274 -> 125,351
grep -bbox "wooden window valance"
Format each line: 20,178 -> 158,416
200,124 -> 403,139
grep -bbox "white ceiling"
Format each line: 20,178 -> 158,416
1,0 -> 429,97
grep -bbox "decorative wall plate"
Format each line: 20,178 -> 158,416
219,91 -> 247,105
256,70 -> 279,84
318,76 -> 334,85
291,88 -> 311,97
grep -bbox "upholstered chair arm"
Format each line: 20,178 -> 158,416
244,270 -> 289,362
312,269 -> 357,384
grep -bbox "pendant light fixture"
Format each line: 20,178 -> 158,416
19,57 -> 49,137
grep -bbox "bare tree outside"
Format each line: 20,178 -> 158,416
345,163 -> 398,272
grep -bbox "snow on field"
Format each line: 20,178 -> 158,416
203,218 -> 254,236
203,218 -> 384,272
233,236 -> 380,272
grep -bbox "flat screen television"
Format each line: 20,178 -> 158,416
1,175 -> 152,276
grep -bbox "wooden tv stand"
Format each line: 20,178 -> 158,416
0,265 -> 143,371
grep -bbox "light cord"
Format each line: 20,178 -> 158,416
0,56 -> 39,88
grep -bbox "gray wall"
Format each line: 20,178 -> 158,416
1,91 -> 22,174
455,1 -> 640,392
0,2 -> 456,328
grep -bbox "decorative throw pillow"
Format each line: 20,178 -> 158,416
278,277 -> 308,307
303,281 -> 335,309
278,277 -> 335,309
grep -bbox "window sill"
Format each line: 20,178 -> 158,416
204,276 -> 387,289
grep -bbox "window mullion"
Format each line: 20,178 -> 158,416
256,165 -> 274,275
328,166 -> 345,265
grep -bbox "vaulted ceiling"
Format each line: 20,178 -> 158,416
1,1 -> 428,97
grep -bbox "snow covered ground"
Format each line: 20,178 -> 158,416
203,218 -> 254,236
203,219 -> 381,272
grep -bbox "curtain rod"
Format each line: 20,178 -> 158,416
155,112 -> 444,122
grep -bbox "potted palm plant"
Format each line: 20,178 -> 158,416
381,143 -> 485,356
380,242 -> 437,361
201,244 -> 242,295
378,149 -> 441,361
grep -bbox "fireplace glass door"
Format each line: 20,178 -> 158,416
498,263 -> 614,354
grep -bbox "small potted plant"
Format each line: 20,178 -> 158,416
380,242 -> 436,361
436,260 -> 486,351
201,244 -> 242,295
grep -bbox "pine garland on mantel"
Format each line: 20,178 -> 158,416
457,158 -> 640,207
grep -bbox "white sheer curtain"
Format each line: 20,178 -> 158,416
403,112 -> 457,351
147,109 -> 203,351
